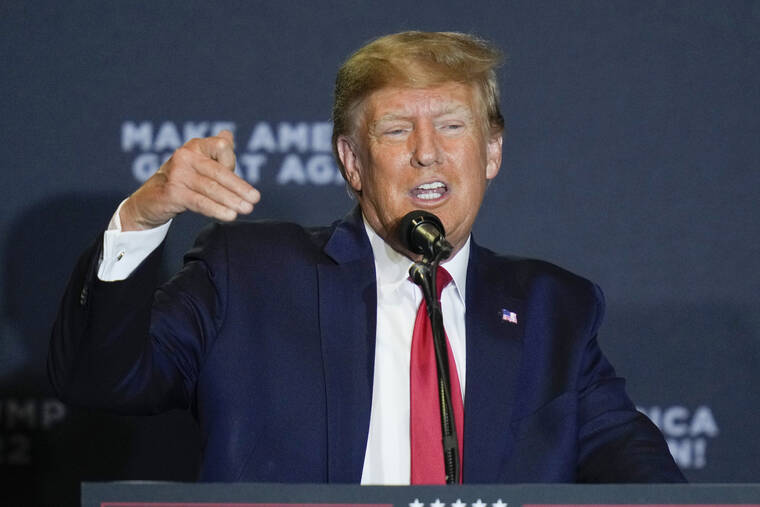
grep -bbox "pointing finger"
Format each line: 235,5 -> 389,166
188,151 -> 261,204
184,172 -> 254,216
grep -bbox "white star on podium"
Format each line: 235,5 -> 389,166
452,499 -> 467,507
431,499 -> 445,507
409,499 -> 425,507
472,499 -> 487,507
492,500 -> 508,507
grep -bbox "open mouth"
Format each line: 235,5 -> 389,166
410,181 -> 448,201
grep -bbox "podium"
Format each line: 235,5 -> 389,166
83,482 -> 760,507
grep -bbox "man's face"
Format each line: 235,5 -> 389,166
337,82 -> 502,258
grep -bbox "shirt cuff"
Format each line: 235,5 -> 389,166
97,200 -> 172,281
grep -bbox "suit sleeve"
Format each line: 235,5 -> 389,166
48,224 -> 228,415
574,284 -> 686,482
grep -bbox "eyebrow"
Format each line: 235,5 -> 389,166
372,104 -> 474,126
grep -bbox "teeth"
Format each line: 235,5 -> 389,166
412,181 -> 446,200
416,181 -> 445,190
417,191 -> 443,200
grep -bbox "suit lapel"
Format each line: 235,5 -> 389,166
317,216 -> 526,483
463,244 -> 524,482
318,208 -> 377,483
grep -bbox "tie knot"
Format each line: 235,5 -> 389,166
435,265 -> 452,299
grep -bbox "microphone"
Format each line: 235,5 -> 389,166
399,210 -> 461,483
398,210 -> 453,262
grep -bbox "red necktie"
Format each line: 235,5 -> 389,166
410,266 -> 464,484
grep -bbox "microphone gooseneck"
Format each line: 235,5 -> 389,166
400,210 -> 461,484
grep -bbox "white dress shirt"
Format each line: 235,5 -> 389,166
97,206 -> 469,485
360,220 -> 468,485
98,200 -> 171,281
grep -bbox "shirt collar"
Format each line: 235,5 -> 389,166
362,215 -> 470,305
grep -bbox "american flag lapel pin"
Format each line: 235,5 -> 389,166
500,308 -> 518,324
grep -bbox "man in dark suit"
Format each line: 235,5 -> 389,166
49,31 -> 684,484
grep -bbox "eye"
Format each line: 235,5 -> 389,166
439,122 -> 464,133
383,127 -> 409,137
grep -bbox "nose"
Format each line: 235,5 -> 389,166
410,123 -> 442,168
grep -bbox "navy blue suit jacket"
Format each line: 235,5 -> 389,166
49,207 -> 684,483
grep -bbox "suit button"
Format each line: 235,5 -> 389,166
80,286 -> 88,306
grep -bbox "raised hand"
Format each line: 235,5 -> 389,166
119,130 -> 260,231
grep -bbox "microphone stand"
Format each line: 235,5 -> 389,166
409,249 -> 460,484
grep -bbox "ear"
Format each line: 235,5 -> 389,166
485,132 -> 502,180
337,136 -> 363,192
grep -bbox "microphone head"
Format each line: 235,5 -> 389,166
398,210 -> 446,257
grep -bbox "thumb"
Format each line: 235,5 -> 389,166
217,129 -> 235,148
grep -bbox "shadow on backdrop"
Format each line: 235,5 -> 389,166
0,193 -> 200,507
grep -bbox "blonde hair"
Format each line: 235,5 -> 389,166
332,31 -> 504,177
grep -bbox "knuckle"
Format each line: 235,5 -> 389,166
206,179 -> 221,193
172,147 -> 191,165
206,162 -> 220,177
192,193 -> 208,211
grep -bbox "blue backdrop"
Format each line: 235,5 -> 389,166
1,1 -> 758,505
